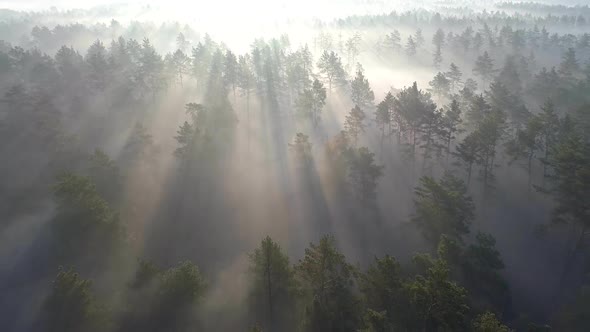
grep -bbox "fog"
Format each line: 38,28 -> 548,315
1,0 -> 590,331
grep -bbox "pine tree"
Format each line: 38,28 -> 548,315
446,63 -> 463,93
350,63 -> 375,110
412,174 -> 474,245
384,30 -> 402,52
415,28 -> 425,48
360,255 -> 408,329
176,32 -> 189,52
505,114 -> 543,191
223,50 -> 239,100
441,100 -> 463,165
454,132 -> 482,186
433,46 -> 443,69
475,110 -> 507,187
405,257 -> 469,331
138,38 -> 165,99
538,99 -> 560,185
392,82 -> 438,156
317,50 -> 347,92
344,147 -> 384,208
544,132 -> 590,284
249,236 -> 298,332
405,36 -> 417,57
473,51 -> 495,85
344,105 -> 367,146
169,49 -> 190,86
296,235 -> 361,332
558,47 -> 580,81
238,54 -> 255,147
432,28 -> 446,50
43,268 -> 110,332
428,72 -> 451,99
375,92 -> 395,148
345,33 -> 362,72
85,40 -> 108,91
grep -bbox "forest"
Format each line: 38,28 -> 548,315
0,0 -> 590,331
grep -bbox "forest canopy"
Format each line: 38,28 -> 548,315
1,0 -> 590,331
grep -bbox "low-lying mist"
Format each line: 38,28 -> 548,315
1,1 -> 590,331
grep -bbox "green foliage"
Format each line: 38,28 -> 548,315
472,311 -> 511,332
249,236 -> 299,331
350,64 -> 375,110
296,78 -> 326,127
375,92 -> 395,142
486,80 -> 528,127
121,122 -> 154,168
405,257 -> 470,331
223,49 -> 239,95
296,235 -> 361,331
137,38 -> 166,97
505,114 -> 543,188
454,132 -> 482,185
129,259 -> 161,289
429,72 -> 451,99
359,309 -> 392,332
344,147 -> 384,208
473,51 -> 495,84
392,82 -> 438,154
440,99 -> 463,161
249,324 -> 263,332
52,173 -> 124,265
168,49 -> 190,86
558,48 -> 579,81
360,255 -> 408,329
412,173 -> 474,246
545,134 -> 590,227
122,260 -> 206,332
497,56 -> 523,96
86,149 -> 121,205
238,54 -> 256,97
384,30 -> 401,51
405,36 -> 417,56
466,94 -> 491,129
474,109 -> 508,186
317,50 -> 347,91
174,103 -> 219,163
344,105 -> 366,146
158,261 -> 206,309
446,63 -> 463,93
4,13 -> 590,332
203,50 -> 237,131
43,268 -> 111,332
289,133 -> 313,166
432,28 -> 446,49
460,234 -> 510,313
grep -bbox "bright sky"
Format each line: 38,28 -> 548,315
0,0 -> 392,16
0,0 -> 401,40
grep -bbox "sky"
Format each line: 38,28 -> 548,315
0,0 -> 393,14
0,0 -> 405,39
1,0 -> 588,12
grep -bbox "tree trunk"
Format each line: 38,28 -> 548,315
542,143 -> 550,188
247,91 -> 251,153
266,243 -> 274,332
445,136 -> 451,168
527,150 -> 534,193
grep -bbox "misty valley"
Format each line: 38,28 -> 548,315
1,1 -> 590,331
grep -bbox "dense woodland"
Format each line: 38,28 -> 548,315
1,1 -> 590,331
